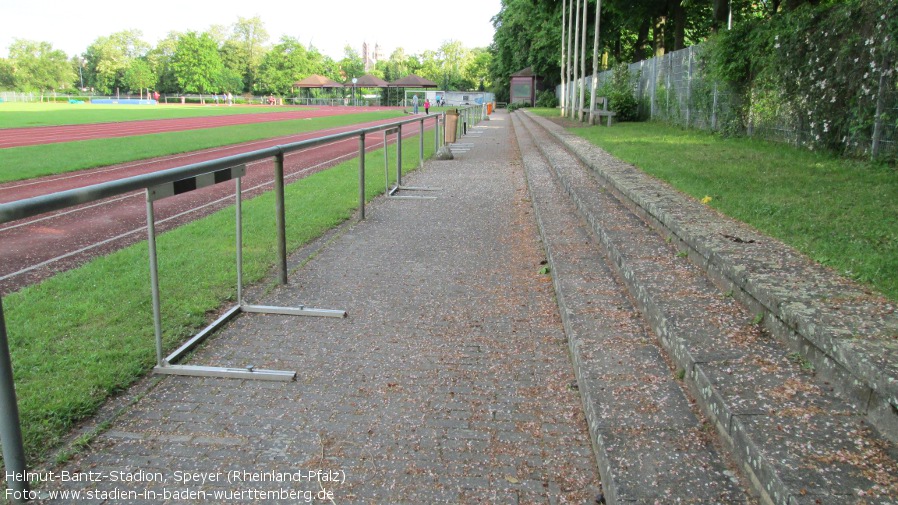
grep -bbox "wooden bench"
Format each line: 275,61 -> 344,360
576,96 -> 616,127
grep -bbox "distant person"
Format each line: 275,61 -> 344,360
227,92 -> 233,105
412,94 -> 419,114
214,94 -> 219,105
153,91 -> 160,102
424,98 -> 430,115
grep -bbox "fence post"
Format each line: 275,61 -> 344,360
666,54 -> 672,119
686,48 -> 693,128
419,118 -> 425,168
397,124 -> 403,187
0,297 -> 29,504
871,55 -> 891,159
358,133 -> 366,220
434,115 -> 440,151
651,55 -> 657,120
274,152 -> 287,285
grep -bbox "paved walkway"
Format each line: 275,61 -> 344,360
39,111 -> 601,504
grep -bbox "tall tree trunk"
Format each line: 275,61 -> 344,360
654,15 -> 668,57
672,0 -> 686,50
589,0 -> 602,124
572,0 -> 581,118
561,0 -> 567,116
567,0 -> 574,117
578,0 -> 588,121
634,19 -> 650,63
712,0 -> 729,32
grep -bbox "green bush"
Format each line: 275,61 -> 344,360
600,63 -> 640,121
704,0 -> 898,157
536,89 -> 558,108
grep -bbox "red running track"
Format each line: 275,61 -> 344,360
0,106 -> 396,148
0,111 -> 439,295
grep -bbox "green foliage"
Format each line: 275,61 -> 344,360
172,31 -> 224,94
6,39 -> 75,92
507,101 -> 531,112
340,45 -> 365,81
122,58 -> 157,93
536,89 -> 558,108
704,0 -> 898,157
258,36 -> 324,94
599,63 -> 639,121
83,30 -> 150,94
231,16 -> 269,93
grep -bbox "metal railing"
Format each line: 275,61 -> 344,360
0,112 -> 444,502
452,104 -> 489,140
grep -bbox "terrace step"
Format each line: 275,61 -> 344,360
511,113 -> 749,503
513,110 -> 898,504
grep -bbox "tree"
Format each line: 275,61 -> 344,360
0,58 -> 13,88
258,36 -> 314,94
216,68 -> 244,94
6,39 -> 75,92
465,48 -> 493,91
380,48 -> 409,81
123,58 -> 157,94
339,45 -> 365,81
146,31 -> 182,94
84,30 -> 150,94
231,16 -> 269,92
172,31 -> 224,94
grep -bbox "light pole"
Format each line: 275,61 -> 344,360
352,77 -> 358,106
78,57 -> 84,90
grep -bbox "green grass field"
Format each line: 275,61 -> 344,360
0,102 -> 304,129
529,108 -> 898,302
0,110 -> 405,183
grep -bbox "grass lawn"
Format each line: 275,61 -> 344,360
3,130 -> 435,464
0,102 -> 307,129
529,108 -> 898,302
0,111 -> 405,183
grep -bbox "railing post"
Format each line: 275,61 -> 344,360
0,297 -> 29,504
397,124 -> 403,187
358,133 -> 366,220
146,197 -> 164,367
274,152 -> 287,285
419,118 -> 424,168
434,115 -> 440,151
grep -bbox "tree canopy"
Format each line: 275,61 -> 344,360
4,39 -> 74,92
0,16 -> 492,97
487,0 -> 837,101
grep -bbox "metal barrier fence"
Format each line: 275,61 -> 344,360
0,112 -> 444,501
452,104 -> 489,141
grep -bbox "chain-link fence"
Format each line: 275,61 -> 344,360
559,44 -> 898,160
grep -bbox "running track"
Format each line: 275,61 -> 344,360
0,106 -> 394,148
0,108 -> 438,294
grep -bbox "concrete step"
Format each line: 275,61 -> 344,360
514,110 -> 898,504
511,113 -> 749,503
524,112 -> 898,444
